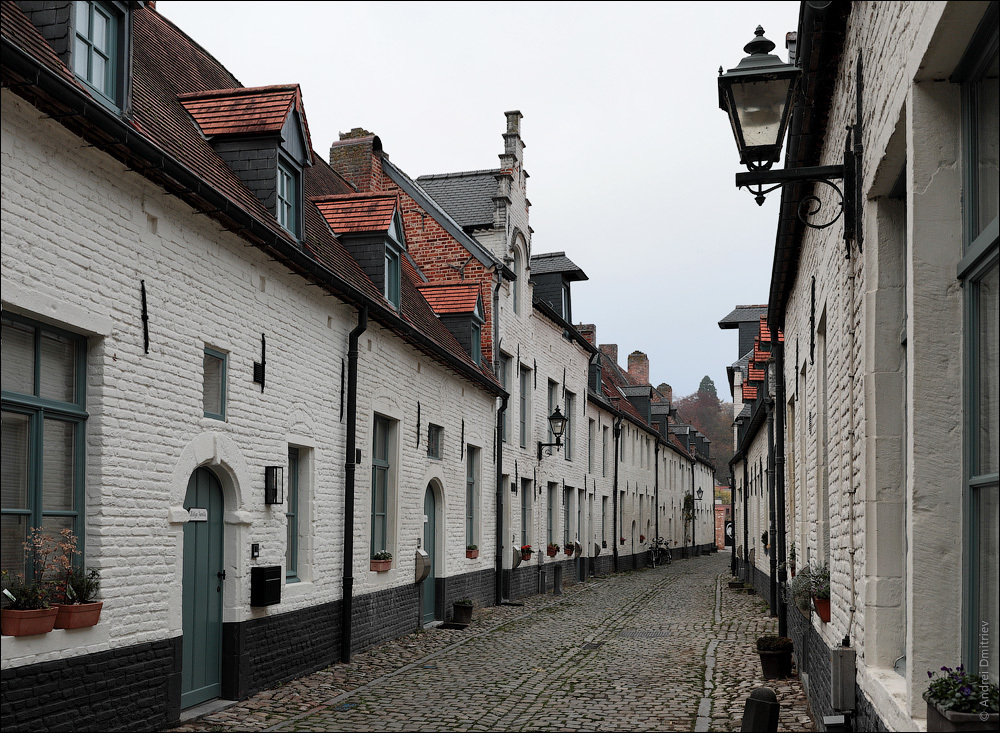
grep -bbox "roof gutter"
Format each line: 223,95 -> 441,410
1,36 -> 503,397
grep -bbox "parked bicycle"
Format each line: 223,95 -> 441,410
647,536 -> 672,567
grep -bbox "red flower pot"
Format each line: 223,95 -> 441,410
813,597 -> 831,623
466,549 -> 479,559
1,607 -> 59,637
546,548 -> 558,557
54,602 -> 104,629
521,552 -> 532,562
564,547 -> 574,556
370,559 -> 392,572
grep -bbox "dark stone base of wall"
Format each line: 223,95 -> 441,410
0,636 -> 181,733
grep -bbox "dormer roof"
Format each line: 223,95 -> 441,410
529,251 -> 588,282
312,193 -> 400,236
416,282 -> 483,317
178,84 -> 312,156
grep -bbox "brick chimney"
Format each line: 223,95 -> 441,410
576,324 -> 596,346
599,344 -> 618,366
628,351 -> 649,385
329,129 -> 382,192
657,383 -> 673,403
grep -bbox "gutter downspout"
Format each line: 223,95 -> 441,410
495,393 -> 508,606
767,394 -> 778,617
612,416 -> 623,573
691,452 -> 697,555
341,306 -> 367,663
845,243 -> 858,646
743,459 -> 750,583
730,466 -> 737,576
775,339 -> 788,637
654,441 -> 660,547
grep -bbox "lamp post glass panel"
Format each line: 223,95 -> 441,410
718,26 -> 800,171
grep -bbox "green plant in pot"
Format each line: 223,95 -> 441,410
923,665 -> 999,732
55,566 -> 103,629
788,568 -> 813,616
756,635 -> 794,679
452,597 -> 474,626
1,528 -> 85,636
810,564 -> 831,622
466,544 -> 479,559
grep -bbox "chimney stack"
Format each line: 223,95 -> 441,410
599,344 -> 618,366
657,382 -> 673,403
628,351 -> 649,385
329,129 -> 381,193
577,324 -> 596,346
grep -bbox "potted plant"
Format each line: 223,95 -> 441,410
923,665 -> 999,732
546,543 -> 560,557
1,570 -> 57,637
620,536 -> 626,545
520,545 -> 533,561
788,567 -> 813,618
788,541 -> 797,577
639,534 -> 646,543
466,544 -> 479,559
452,597 -> 474,626
756,635 -> 793,679
810,564 -> 831,622
564,543 -> 574,556
54,567 -> 103,629
370,550 -> 392,572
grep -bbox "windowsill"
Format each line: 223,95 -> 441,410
1,622 -> 111,666
281,579 -> 314,600
863,665 -> 920,731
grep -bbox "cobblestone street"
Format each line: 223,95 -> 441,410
171,554 -> 814,732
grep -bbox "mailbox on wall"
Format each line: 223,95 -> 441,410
250,565 -> 281,606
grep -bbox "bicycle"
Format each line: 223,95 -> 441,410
648,536 -> 671,567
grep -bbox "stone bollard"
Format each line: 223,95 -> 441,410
553,565 -> 563,595
740,686 -> 779,733
537,567 -> 547,594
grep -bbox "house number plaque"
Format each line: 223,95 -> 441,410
188,508 -> 208,522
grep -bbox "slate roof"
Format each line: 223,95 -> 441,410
1,2 -> 500,394
414,169 -> 498,230
718,304 -> 769,328
416,283 -> 481,316
529,252 -> 589,282
312,194 -> 398,235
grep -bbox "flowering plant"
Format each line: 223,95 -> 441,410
372,550 -> 392,561
547,543 -> 559,552
809,564 -> 830,600
1,528 -> 87,609
639,534 -> 646,543
923,665 -> 999,714
520,545 -> 533,555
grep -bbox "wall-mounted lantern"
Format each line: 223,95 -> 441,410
537,407 -> 568,460
264,465 -> 284,505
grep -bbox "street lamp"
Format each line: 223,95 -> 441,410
537,407 -> 568,460
719,26 -> 863,253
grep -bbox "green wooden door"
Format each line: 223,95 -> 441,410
422,486 -> 436,624
182,468 -> 224,708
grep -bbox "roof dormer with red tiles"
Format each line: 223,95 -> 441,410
416,282 -> 486,366
179,84 -> 312,240
312,193 -> 407,311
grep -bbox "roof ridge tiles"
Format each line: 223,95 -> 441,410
177,84 -> 300,100
416,168 -> 502,180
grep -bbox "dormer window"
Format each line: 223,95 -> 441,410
384,245 -> 401,309
73,1 -> 120,103
277,157 -> 299,236
415,282 -> 486,366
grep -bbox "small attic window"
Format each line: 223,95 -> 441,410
276,157 -> 299,237
384,246 -> 401,309
73,1 -> 125,109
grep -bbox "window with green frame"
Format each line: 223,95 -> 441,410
384,246 -> 401,309
371,415 -> 391,556
1,315 -> 87,576
564,391 -> 575,461
955,5 -> 999,686
285,447 -> 299,581
72,1 -> 124,109
466,446 -> 478,546
203,347 -> 227,420
563,487 -> 571,548
276,157 -> 299,238
499,354 -> 510,442
520,479 -> 530,547
519,366 -> 530,448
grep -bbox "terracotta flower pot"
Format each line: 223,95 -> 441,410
521,552 -> 532,562
564,547 -> 574,556
370,559 -> 392,572
466,549 -> 479,559
813,597 -> 831,623
1,607 -> 59,637
546,548 -> 558,557
54,602 -> 104,629
926,702 -> 999,732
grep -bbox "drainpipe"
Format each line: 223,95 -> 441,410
494,393 -> 508,606
767,394 -> 777,617
730,467 -> 737,576
845,247 -> 858,646
775,339 -> 788,637
341,307 -> 367,663
654,441 -> 660,546
690,452 -> 697,555
743,460 -> 750,583
612,416 -> 623,572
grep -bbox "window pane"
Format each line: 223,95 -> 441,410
92,53 -> 106,91
42,419 -> 75,512
76,2 -> 90,38
976,53 -> 999,237
977,486 -> 999,687
1,411 -> 30,510
1,514 -> 27,575
73,37 -> 90,79
203,352 -> 224,416
92,8 -> 107,51
374,418 -> 388,462
2,320 -> 35,395
374,469 -> 387,514
977,263 -> 999,475
39,330 -> 76,403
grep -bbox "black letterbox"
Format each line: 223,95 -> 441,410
250,565 -> 282,607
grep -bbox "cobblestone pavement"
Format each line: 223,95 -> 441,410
170,553 -> 814,732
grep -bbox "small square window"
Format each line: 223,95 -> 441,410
427,424 -> 443,459
203,348 -> 227,420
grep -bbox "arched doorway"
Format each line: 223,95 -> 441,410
422,485 -> 437,624
182,467 -> 225,708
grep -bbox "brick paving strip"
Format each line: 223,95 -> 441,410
169,555 -> 815,732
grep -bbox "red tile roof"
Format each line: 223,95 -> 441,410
742,383 -> 758,400
312,194 -> 398,235
748,366 -> 765,382
416,283 -> 481,315
759,316 -> 771,342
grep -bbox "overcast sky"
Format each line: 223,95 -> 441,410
157,1 -> 801,400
